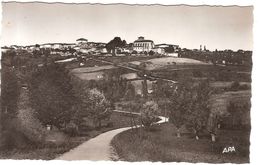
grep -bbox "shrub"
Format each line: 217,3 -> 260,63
132,50 -> 137,54
226,101 -> 251,130
141,101 -> 160,129
193,70 -> 203,77
63,122 -> 79,137
228,81 -> 251,91
230,81 -> 240,91
149,50 -> 155,56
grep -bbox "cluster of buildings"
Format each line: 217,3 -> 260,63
2,36 -> 180,57
132,36 -> 179,56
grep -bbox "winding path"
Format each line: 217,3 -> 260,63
56,112 -> 168,161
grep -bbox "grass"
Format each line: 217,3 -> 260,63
111,123 -> 250,163
210,90 -> 251,116
0,111 -> 140,160
151,64 -> 251,82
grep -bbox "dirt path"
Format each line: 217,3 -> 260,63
56,115 -> 168,161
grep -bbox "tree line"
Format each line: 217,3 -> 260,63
179,49 -> 252,66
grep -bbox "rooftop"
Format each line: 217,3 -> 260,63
134,39 -> 153,43
76,38 -> 88,41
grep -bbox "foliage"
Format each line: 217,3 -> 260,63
228,81 -> 250,91
230,81 -> 240,91
106,37 -> 127,56
179,49 -> 252,66
167,80 -> 193,131
152,79 -> 175,99
164,46 -> 176,53
87,69 -> 128,103
124,82 -> 136,100
141,101 -> 160,128
185,80 -> 212,138
76,88 -> 112,128
87,88 -> 112,128
1,50 -> 16,67
1,66 -> 20,120
206,113 -> 220,136
149,50 -> 155,56
28,63 -> 76,129
17,89 -> 47,143
156,75 -> 212,138
226,101 -> 250,129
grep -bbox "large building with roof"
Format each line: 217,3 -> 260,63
133,36 -> 154,53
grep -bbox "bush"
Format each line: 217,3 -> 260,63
149,50 -> 155,56
225,101 -> 251,130
229,81 -> 251,91
141,101 -> 160,129
230,81 -> 240,91
62,122 -> 79,136
193,70 -> 203,77
132,50 -> 137,54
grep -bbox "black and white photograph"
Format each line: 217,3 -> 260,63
0,1 -> 256,163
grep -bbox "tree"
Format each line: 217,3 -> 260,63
28,63 -> 76,129
168,81 -> 193,138
92,69 -> 127,103
207,113 -> 220,142
141,101 -> 160,129
185,80 -> 212,140
106,37 -> 126,56
149,50 -> 155,56
165,46 -> 175,53
1,61 -> 20,120
85,88 -> 112,128
152,79 -> 175,99
1,57 -> 20,148
124,82 -> 136,100
227,101 -> 250,129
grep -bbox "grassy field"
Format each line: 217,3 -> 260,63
0,111 -> 140,160
111,123 -> 250,163
210,90 -> 251,116
111,89 -> 251,163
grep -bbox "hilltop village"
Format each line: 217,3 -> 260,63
1,35 -> 252,163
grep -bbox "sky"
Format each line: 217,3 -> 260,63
1,2 -> 253,51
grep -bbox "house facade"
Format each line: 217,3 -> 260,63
133,36 -> 154,53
